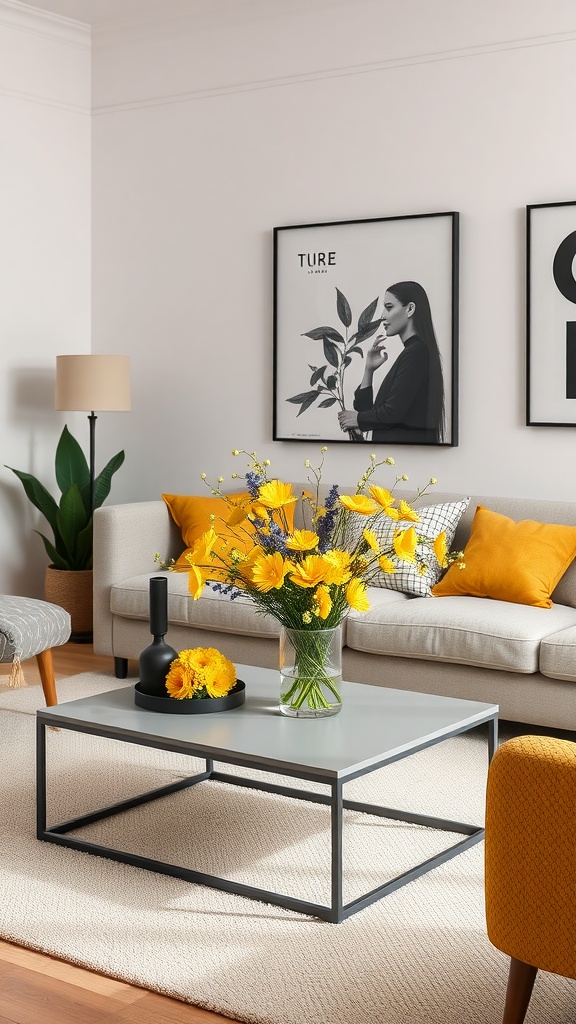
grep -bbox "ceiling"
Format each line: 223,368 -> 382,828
20,0 -> 212,27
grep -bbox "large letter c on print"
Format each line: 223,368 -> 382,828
553,231 -> 576,303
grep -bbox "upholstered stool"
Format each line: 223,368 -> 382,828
0,596 -> 71,706
485,734 -> 576,1023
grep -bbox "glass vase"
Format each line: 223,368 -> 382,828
278,624 -> 343,718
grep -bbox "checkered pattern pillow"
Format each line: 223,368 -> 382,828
348,498 -> 470,598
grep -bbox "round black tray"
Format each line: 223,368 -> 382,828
134,680 -> 246,714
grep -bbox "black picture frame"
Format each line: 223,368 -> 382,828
527,200 -> 576,426
273,212 -> 459,447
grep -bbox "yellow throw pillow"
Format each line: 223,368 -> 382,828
431,505 -> 576,608
162,492 -> 296,571
162,492 -> 255,569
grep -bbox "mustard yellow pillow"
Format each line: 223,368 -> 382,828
162,492 -> 297,570
162,492 -> 255,569
431,505 -> 576,608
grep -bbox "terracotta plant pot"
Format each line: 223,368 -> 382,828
45,566 -> 93,640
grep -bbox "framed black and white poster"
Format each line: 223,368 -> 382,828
273,212 -> 459,446
527,200 -> 576,426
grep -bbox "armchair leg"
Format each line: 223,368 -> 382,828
35,649 -> 58,707
502,957 -> 538,1024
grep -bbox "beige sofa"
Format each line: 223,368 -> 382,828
93,489 -> 576,731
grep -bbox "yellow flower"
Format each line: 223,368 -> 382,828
227,503 -> 249,527
184,527 -> 230,585
286,529 -> 320,552
378,555 -> 396,574
368,485 -> 394,509
191,527 -> 217,564
251,552 -> 289,592
398,500 -> 420,523
187,563 -> 208,600
382,504 -> 401,521
257,480 -> 298,510
345,578 -> 370,611
393,526 -> 417,563
433,531 -> 448,567
322,549 -> 353,585
313,584 -> 332,619
289,554 -> 331,588
165,661 -> 197,699
340,493 -> 377,515
363,528 -> 380,553
204,657 -> 237,698
166,647 -> 236,699
249,500 -> 270,521
235,545 -> 265,583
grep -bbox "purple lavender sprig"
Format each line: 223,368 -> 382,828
245,471 -> 264,497
317,484 -> 340,553
325,483 -> 340,510
257,519 -> 290,556
209,582 -> 243,600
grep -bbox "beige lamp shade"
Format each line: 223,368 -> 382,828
55,355 -> 131,412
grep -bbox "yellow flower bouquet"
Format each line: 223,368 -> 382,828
166,647 -> 237,700
158,448 -> 463,717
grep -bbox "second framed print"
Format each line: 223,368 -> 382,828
273,211 -> 459,446
527,200 -> 576,426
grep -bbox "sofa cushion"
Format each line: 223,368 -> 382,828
358,586 -> 414,612
346,499 -> 469,598
162,492 -> 256,567
432,505 -> 576,608
111,572 -> 282,639
346,595 -> 576,673
110,574 -> 407,645
540,625 -> 576,682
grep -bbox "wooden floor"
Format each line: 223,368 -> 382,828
0,642 -> 236,1024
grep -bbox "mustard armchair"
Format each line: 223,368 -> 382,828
485,734 -> 576,1023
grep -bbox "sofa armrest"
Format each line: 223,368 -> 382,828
93,501 -> 182,656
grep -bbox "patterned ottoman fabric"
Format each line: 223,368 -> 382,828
0,596 -> 71,667
485,734 -> 576,980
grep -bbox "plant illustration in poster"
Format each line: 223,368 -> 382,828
286,288 -> 382,442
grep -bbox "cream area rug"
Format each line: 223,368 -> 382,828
0,671 -> 573,1024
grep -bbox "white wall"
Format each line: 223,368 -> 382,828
4,0 -> 576,595
0,1 -> 91,594
90,0 -> 576,523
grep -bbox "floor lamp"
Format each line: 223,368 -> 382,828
55,355 -> 131,516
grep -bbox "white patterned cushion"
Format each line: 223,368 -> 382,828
0,596 -> 71,662
348,499 -> 470,598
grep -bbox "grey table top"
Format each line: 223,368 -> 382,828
37,665 -> 498,780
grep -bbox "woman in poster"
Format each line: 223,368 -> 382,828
338,280 -> 445,444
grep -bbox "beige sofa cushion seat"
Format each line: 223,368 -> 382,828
110,572 -> 281,639
346,596 -> 576,673
110,576 -> 412,646
540,625 -> 576,682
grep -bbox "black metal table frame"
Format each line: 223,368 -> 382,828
36,712 -> 498,924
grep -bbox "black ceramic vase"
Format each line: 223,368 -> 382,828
138,576 -> 178,697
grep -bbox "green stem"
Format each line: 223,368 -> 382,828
280,629 -> 342,711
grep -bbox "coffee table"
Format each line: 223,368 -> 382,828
36,665 -> 498,923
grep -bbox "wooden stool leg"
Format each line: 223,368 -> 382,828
502,957 -> 538,1024
35,649 -> 58,707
